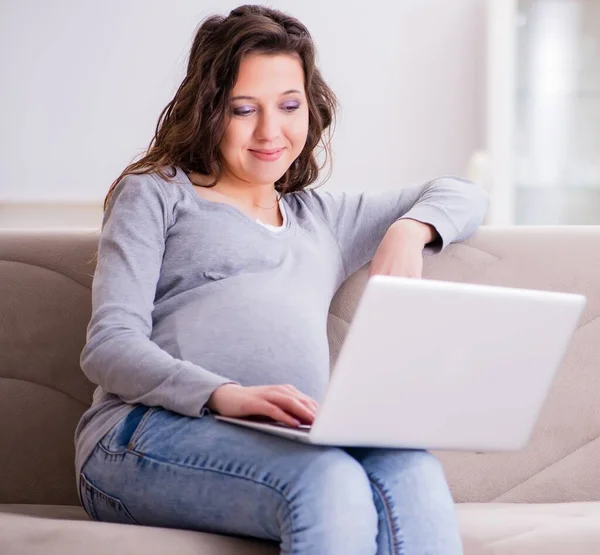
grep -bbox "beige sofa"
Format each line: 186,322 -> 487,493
1,226 -> 600,555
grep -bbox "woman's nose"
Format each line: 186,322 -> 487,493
255,111 -> 281,142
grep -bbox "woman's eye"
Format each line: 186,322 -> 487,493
232,103 -> 300,116
233,107 -> 254,116
282,102 -> 300,112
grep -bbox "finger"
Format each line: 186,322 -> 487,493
281,394 -> 317,418
277,384 -> 303,396
294,396 -> 319,415
279,385 -> 319,411
270,384 -> 304,400
266,386 -> 318,417
275,385 -> 299,397
261,402 -> 301,428
267,393 -> 316,424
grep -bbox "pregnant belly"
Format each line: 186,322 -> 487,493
152,296 -> 331,401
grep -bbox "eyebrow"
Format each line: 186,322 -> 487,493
231,89 -> 303,101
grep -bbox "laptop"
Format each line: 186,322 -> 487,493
215,275 -> 586,452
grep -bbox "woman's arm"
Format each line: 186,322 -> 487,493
80,173 -> 234,416
305,176 -> 489,280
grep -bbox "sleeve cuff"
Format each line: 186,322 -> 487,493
398,204 -> 459,254
163,361 -> 240,418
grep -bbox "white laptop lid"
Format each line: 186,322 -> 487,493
310,276 -> 586,451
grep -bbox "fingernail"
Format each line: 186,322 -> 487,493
292,419 -> 301,427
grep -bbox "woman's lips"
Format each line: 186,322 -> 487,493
249,148 -> 284,162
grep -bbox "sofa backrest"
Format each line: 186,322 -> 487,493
1,227 -> 599,506
1,230 -> 98,505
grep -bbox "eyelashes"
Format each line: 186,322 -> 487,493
232,102 -> 301,117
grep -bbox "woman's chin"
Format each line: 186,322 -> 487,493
244,168 -> 289,186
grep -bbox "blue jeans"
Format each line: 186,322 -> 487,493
79,405 -> 463,555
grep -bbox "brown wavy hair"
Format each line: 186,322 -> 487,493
103,4 -> 338,212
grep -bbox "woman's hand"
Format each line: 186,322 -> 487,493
207,383 -> 319,427
369,219 -> 437,278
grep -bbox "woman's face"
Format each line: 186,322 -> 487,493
219,53 -> 310,187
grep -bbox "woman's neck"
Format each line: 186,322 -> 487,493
188,171 -> 278,210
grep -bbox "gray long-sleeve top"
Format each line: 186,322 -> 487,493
74,166 -> 488,488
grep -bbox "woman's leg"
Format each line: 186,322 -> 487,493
79,406 -> 379,555
348,448 -> 463,555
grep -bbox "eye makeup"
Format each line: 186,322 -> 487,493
232,101 -> 302,116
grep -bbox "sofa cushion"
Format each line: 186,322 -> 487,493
0,509 -> 277,555
0,504 -> 89,521
459,502 -> 600,554
3,502 -> 600,555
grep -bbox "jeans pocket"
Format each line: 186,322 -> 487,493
99,405 -> 157,454
80,471 -> 139,525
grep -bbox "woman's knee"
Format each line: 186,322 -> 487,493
363,449 -> 447,484
280,448 -> 378,554
357,449 -> 462,553
360,449 -> 455,514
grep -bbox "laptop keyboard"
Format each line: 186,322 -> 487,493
245,417 -> 312,433
270,422 -> 312,432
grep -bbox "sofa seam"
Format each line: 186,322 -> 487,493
0,375 -> 90,408
327,310 -> 351,327
0,259 -> 92,289
490,435 -> 600,501
453,242 -> 502,261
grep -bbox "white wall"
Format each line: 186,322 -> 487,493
0,0 -> 486,226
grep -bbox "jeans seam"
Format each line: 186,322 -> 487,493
369,473 -> 404,555
127,407 -> 157,449
125,448 -> 286,494
97,441 -> 128,458
79,473 -> 98,521
125,448 -> 296,538
80,470 -> 140,525
96,406 -> 152,456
